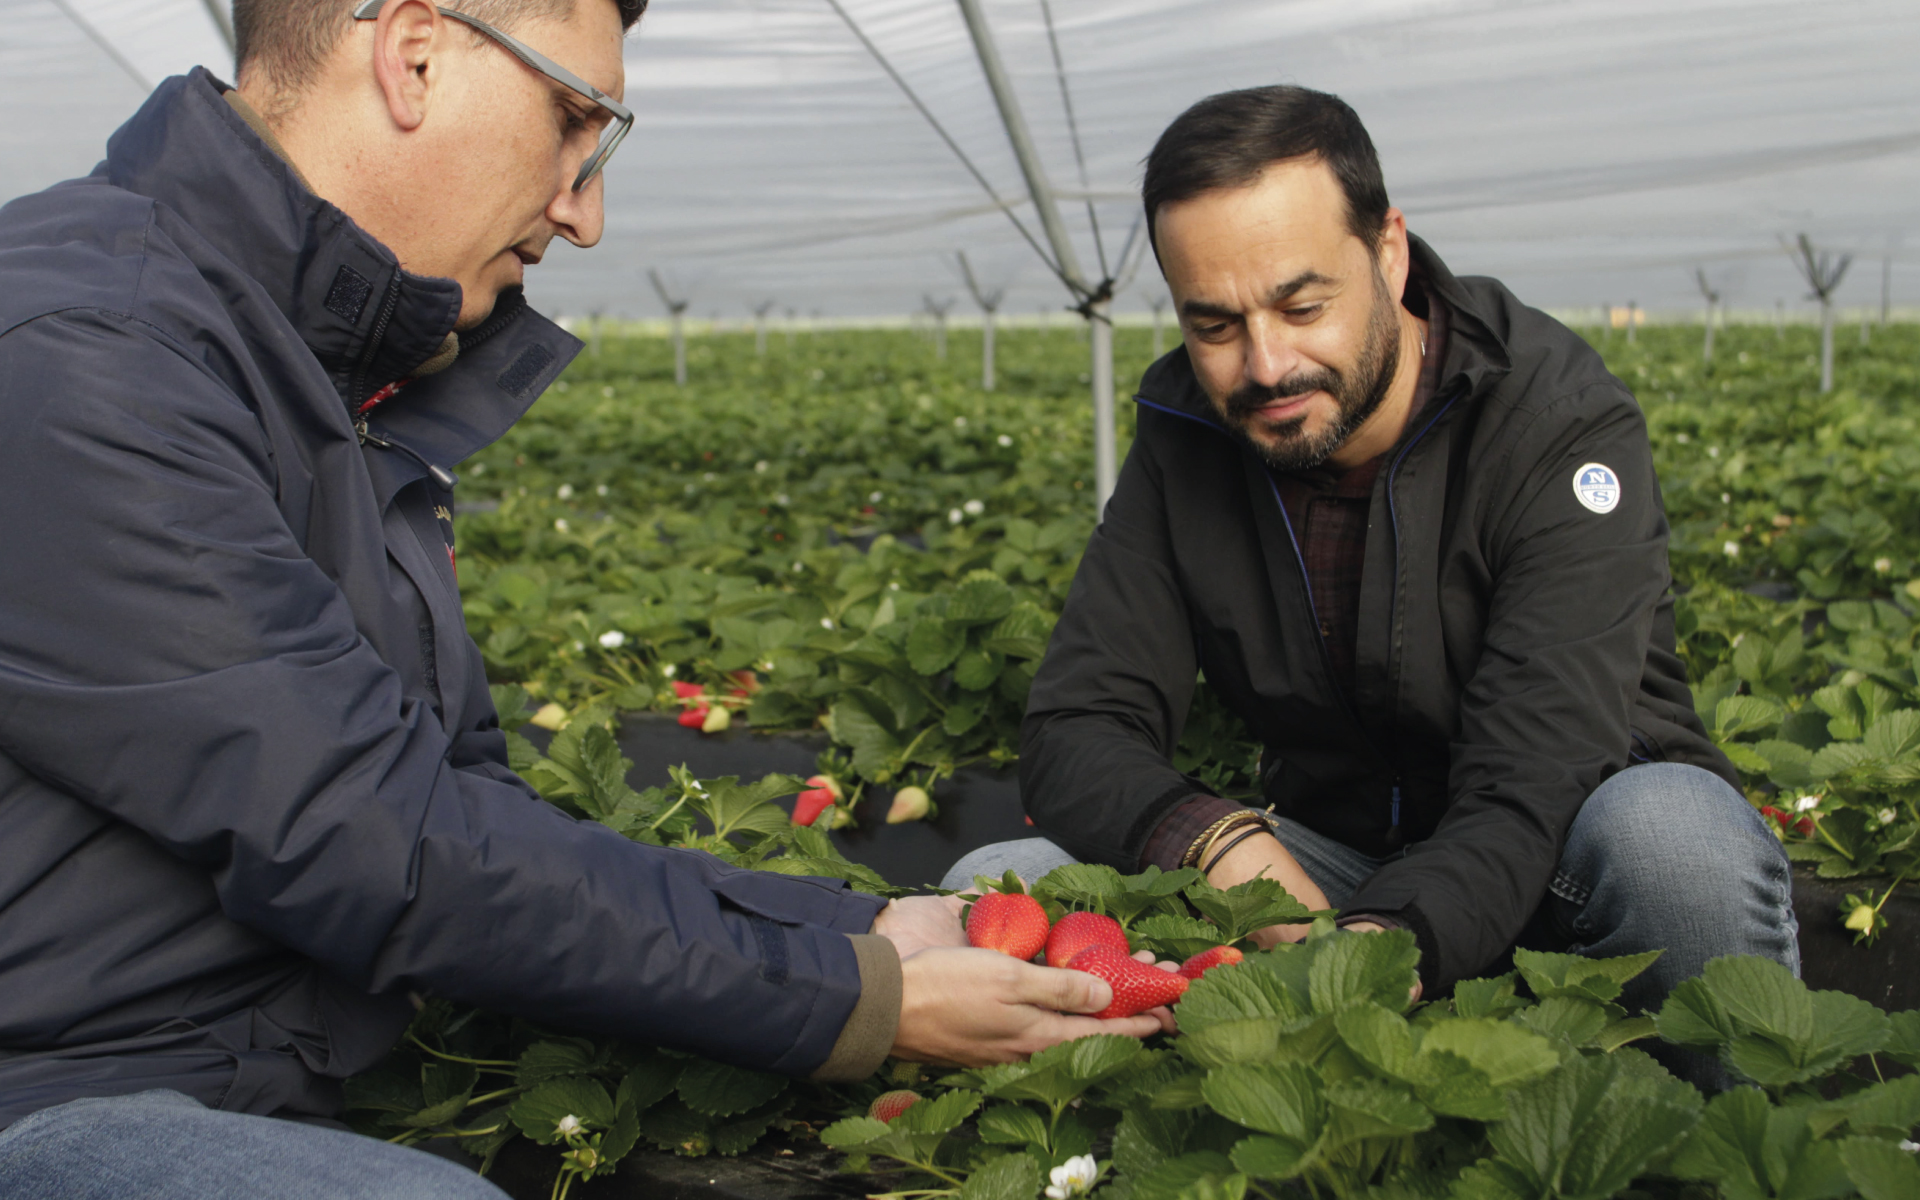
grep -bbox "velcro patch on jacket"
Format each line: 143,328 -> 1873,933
325,265 -> 373,323
497,344 -> 556,397
747,914 -> 790,986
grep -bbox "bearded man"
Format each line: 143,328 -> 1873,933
0,3 -> 1169,1195
945,86 -> 1796,1083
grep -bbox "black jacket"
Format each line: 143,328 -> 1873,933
0,71 -> 887,1129
1020,239 -> 1735,992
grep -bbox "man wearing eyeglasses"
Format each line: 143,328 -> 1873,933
0,4 -> 1158,1196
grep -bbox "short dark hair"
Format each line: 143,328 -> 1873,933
1142,86 -> 1389,255
234,0 -> 647,99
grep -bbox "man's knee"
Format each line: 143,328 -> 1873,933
940,838 -> 1078,892
1568,762 -> 1783,895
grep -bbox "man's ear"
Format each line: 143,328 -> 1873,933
369,0 -> 444,132
1375,207 -> 1412,302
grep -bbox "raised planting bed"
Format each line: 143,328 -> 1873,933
1792,863 -> 1920,1012
485,1130 -> 888,1200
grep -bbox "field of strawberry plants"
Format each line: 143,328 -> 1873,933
346,320 -> 1920,1198
457,321 -> 1920,927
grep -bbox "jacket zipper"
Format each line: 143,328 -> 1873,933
356,417 -> 458,489
347,272 -> 403,411
1135,396 -> 1404,838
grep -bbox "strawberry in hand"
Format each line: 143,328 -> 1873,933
1065,944 -> 1189,1019
1045,912 -> 1129,969
965,892 -> 1050,961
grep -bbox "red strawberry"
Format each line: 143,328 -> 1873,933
793,787 -> 837,827
868,1090 -> 921,1123
966,892 -> 1050,961
677,705 -> 709,729
726,669 -> 761,697
804,774 -> 845,801
1045,912 -> 1129,969
1177,945 -> 1245,979
672,681 -> 706,702
1066,944 -> 1189,1018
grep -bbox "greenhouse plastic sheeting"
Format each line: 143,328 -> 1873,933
5,0 -> 1917,319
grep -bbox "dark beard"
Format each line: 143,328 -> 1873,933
1220,273 -> 1403,473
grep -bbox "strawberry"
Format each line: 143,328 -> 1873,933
677,706 -> 710,729
1066,944 -> 1189,1018
672,681 -> 707,702
701,706 -> 732,734
726,669 -> 761,697
1045,911 -> 1129,968
966,892 -> 1050,961
886,785 -> 932,825
793,788 -> 837,827
868,1090 -> 921,1124
805,774 -> 845,801
1177,945 -> 1245,979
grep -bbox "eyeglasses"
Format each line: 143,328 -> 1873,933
352,0 -> 632,191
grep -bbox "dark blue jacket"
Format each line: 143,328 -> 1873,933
0,70 -> 887,1129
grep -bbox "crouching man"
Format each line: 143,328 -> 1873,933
946,86 -> 1796,1083
0,3 -> 1163,1196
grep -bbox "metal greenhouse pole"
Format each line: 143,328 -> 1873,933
953,0 -> 1116,510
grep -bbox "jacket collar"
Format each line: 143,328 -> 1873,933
102,69 -> 577,466
1133,234 -> 1513,433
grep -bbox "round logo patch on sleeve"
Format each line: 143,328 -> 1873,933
1573,463 -> 1621,514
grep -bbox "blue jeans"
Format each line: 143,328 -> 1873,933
0,1089 -> 506,1200
945,763 -> 1796,1086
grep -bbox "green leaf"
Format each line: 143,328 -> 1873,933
906,618 -> 966,675
1334,1003 -> 1415,1080
959,1153 -> 1043,1200
1656,977 -> 1739,1048
1702,956 -> 1814,1044
1323,1078 -> 1434,1141
1201,1062 -> 1325,1143
1595,1016 -> 1660,1053
946,571 -> 1016,625
829,698 -> 905,777
1228,1135 -> 1308,1181
516,1039 -> 603,1088
1512,947 -> 1661,1006
1302,928 -> 1420,1014
893,1087 -> 982,1134
953,646 -> 1007,690
1129,1152 -> 1235,1200
1035,862 -> 1127,908
1133,914 -> 1236,962
1840,1136 -> 1920,1200
1446,1160 -> 1535,1200
1060,1033 -> 1147,1083
819,1115 -> 892,1148
1883,1009 -> 1920,1068
1174,952 -> 1309,1034
976,1103 -> 1051,1146
1452,973 -> 1526,1020
618,1055 -> 682,1117
638,1097 -> 713,1156
710,1097 -> 790,1156
1408,1050 -> 1506,1122
1515,996 -> 1612,1047
982,602 -> 1055,659
674,1059 -> 787,1117
1864,709 -> 1920,762
511,1077 -> 616,1143
1186,878 -> 1313,944
1177,1018 -> 1292,1071
1716,694 -> 1785,739
1417,1019 -> 1561,1089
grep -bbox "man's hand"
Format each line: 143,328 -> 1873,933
1205,832 -> 1331,948
872,894 -> 970,961
891,947 -> 1162,1066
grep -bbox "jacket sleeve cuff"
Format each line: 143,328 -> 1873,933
807,934 -> 901,1083
1139,795 -> 1247,871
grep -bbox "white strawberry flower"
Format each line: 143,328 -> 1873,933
1707,446 -> 1720,458
755,461 -> 769,473
1675,432 -> 1691,444
557,484 -> 574,500
598,631 -> 626,650
1794,795 -> 1821,813
997,434 -> 1013,447
964,499 -> 985,515
555,1114 -> 583,1137
554,518 -> 570,532
596,484 -> 609,497
1722,540 -> 1739,558
954,416 -> 968,428
1880,808 -> 1899,825
1875,557 -> 1893,574
949,508 -> 964,525
1045,1155 -> 1098,1200
1720,493 -> 1730,504
662,664 -> 677,677
820,617 -> 835,629
1901,1139 -> 1919,1152
869,491 -> 884,503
